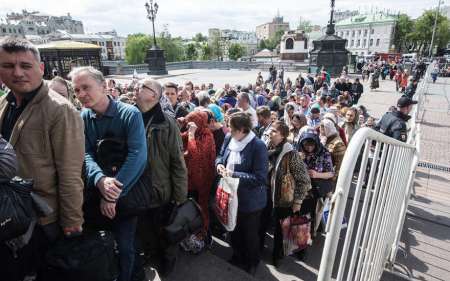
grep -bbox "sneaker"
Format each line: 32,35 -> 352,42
190,236 -> 205,254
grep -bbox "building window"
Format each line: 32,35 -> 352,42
352,30 -> 355,37
304,38 -> 308,49
376,39 -> 380,46
285,38 -> 294,49
371,29 -> 374,34
363,39 -> 367,47
357,39 -> 360,47
364,29 -> 368,36
358,30 -> 361,35
351,40 -> 354,47
346,31 -> 349,36
8,28 -> 11,33
2,28 -> 6,33
370,39 -> 373,46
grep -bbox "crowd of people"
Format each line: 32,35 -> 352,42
0,37 -> 421,281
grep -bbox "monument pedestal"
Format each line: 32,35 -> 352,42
146,46 -> 168,75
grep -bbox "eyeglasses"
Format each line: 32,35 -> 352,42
139,84 -> 158,96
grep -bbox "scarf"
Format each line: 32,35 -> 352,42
226,131 -> 255,170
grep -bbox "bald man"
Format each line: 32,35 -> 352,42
135,78 -> 187,276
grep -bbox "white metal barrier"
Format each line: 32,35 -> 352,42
317,65 -> 431,281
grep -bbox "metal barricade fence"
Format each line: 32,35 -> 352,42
317,64 -> 432,281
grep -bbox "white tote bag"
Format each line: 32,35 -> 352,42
214,177 -> 240,231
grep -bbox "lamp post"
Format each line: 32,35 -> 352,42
145,0 -> 158,48
144,0 -> 167,75
429,0 -> 444,58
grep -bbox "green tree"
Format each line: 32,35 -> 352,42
410,10 -> 450,55
157,32 -> 185,62
200,43 -> 212,60
264,30 -> 285,51
193,32 -> 207,42
393,14 -> 414,52
185,43 -> 198,60
210,35 -> 223,60
125,33 -> 151,64
258,39 -> 267,50
297,17 -> 313,33
228,43 -> 246,60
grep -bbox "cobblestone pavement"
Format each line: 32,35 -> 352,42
141,71 -> 450,281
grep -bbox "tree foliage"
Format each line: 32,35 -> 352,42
125,33 -> 151,64
297,17 -> 313,33
259,30 -> 285,51
200,43 -> 212,60
228,43 -> 246,60
210,35 -> 223,60
185,43 -> 198,60
193,33 -> 207,42
156,32 -> 185,62
394,10 -> 450,55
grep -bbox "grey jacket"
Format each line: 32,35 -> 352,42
144,103 -> 187,207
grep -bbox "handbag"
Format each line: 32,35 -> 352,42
0,177 -> 34,242
280,214 -> 312,256
45,230 -> 118,281
311,178 -> 335,198
93,136 -> 153,218
214,177 -> 239,231
163,199 -> 204,244
279,155 -> 295,205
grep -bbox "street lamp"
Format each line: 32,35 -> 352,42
430,0 -> 444,58
145,0 -> 159,48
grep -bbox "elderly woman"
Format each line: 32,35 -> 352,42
339,107 -> 360,144
299,131 -> 334,235
181,111 -> 216,253
216,112 -> 268,275
320,119 -> 347,182
268,121 -> 311,267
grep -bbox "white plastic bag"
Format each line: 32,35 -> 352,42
214,177 -> 239,231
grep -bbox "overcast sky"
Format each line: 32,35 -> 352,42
0,0 -> 438,38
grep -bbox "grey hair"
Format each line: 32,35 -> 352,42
0,36 -> 41,62
68,66 -> 105,84
141,78 -> 162,99
196,91 -> 210,106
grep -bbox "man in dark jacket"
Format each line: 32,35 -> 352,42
135,78 -> 187,276
375,96 -> 417,142
351,78 -> 364,104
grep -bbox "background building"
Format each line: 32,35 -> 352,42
54,30 -> 126,60
0,10 -> 84,38
279,30 -> 309,61
208,28 -> 258,60
256,13 -> 290,41
335,11 -> 398,56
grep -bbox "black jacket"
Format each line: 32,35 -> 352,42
375,110 -> 410,142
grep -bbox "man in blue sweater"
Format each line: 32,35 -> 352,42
70,66 -> 147,281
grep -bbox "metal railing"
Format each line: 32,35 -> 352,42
317,64 -> 432,281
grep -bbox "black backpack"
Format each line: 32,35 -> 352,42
45,231 -> 118,281
0,178 -> 34,242
163,199 -> 204,244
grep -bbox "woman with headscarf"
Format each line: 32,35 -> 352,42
299,131 -> 334,236
319,119 -> 346,183
281,102 -> 298,128
268,121 -> 311,267
339,107 -> 360,144
181,111 -> 216,253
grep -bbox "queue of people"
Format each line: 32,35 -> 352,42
0,37 -> 419,281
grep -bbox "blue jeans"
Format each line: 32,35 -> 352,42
113,216 -> 138,281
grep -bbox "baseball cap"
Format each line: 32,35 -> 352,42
397,96 -> 418,108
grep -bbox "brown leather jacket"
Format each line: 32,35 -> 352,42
0,82 -> 85,228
